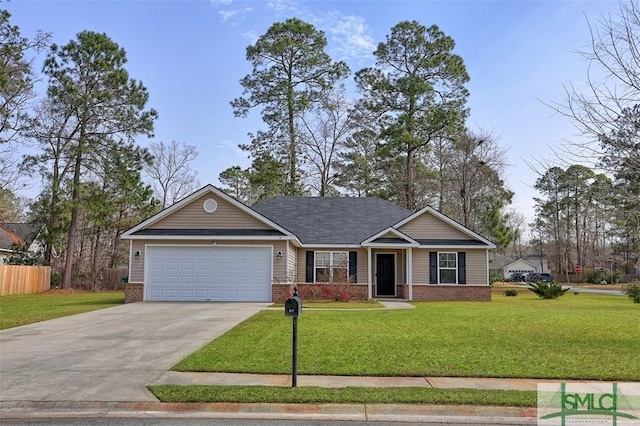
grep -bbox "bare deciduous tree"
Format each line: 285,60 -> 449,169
299,87 -> 356,196
551,0 -> 639,172
144,140 -> 200,208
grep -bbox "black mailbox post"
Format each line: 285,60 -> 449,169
284,287 -> 302,387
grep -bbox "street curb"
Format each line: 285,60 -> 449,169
0,401 -> 537,423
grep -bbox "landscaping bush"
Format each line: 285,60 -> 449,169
296,284 -> 322,301
317,283 -> 355,302
314,268 -> 356,302
503,289 -> 518,297
625,282 -> 640,303
527,281 -> 569,299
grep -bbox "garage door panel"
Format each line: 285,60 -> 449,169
145,246 -> 272,302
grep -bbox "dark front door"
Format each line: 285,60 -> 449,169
376,254 -> 395,296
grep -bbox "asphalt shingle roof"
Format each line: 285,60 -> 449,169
252,197 -> 412,245
0,223 -> 42,251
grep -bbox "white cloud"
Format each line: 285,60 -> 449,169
267,0 -> 301,14
219,7 -> 252,23
242,30 -> 259,44
211,0 -> 234,5
322,12 -> 376,61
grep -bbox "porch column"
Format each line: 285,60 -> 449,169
285,240 -> 290,284
367,247 -> 372,299
407,248 -> 413,300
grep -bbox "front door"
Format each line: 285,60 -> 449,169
376,253 -> 395,296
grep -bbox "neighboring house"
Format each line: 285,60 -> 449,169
635,259 -> 640,275
0,223 -> 44,264
502,258 -> 541,280
121,185 -> 496,303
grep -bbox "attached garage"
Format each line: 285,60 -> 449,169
145,245 -> 272,302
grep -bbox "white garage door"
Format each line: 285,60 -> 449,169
145,246 -> 272,302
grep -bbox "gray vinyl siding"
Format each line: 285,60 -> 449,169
412,248 -> 488,285
398,213 -> 470,240
150,194 -> 271,230
287,244 -> 297,284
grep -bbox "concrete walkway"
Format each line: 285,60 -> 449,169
152,371 -> 581,391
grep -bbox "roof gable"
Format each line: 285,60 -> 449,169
395,206 -> 495,248
502,258 -> 539,269
362,227 -> 419,247
122,185 -> 296,239
253,197 -> 412,245
150,193 -> 269,230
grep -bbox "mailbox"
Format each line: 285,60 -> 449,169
285,295 -> 302,317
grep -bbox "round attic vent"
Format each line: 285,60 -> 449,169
203,198 -> 218,213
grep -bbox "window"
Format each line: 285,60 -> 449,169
438,252 -> 457,284
315,251 -> 349,282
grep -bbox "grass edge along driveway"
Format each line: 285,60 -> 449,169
0,290 -> 125,329
148,385 -> 538,407
173,293 -> 639,381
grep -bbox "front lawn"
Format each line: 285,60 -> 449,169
0,290 -> 125,329
174,292 -> 639,381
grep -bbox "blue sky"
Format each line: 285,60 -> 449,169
7,0 -> 619,227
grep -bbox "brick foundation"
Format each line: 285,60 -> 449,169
125,283 -> 143,303
404,284 -> 491,301
272,283 -> 369,302
126,282 -> 489,303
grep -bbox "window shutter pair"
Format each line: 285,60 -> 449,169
429,251 -> 466,284
305,251 -> 357,283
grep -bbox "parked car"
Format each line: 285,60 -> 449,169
529,272 -> 554,282
510,273 -> 527,282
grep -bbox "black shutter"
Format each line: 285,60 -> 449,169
429,252 -> 437,284
305,251 -> 314,283
349,251 -> 357,283
458,252 -> 466,284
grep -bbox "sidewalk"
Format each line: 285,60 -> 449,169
154,371 -> 576,391
0,372 -> 566,424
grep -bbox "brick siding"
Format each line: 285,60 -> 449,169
406,284 -> 491,301
272,283 -> 369,302
125,283 -> 143,303
125,282 -> 489,303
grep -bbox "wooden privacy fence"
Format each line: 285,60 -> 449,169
0,265 -> 51,295
103,268 -> 128,290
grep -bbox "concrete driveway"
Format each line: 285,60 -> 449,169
0,302 -> 269,402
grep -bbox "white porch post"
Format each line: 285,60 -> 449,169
285,240 -> 290,284
407,248 -> 413,300
367,247 -> 372,299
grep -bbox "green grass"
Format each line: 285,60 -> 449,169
0,291 -> 125,329
148,385 -> 536,407
174,292 -> 640,381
